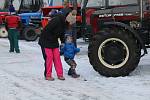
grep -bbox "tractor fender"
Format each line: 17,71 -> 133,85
27,24 -> 37,28
22,24 -> 40,32
21,24 -> 36,33
102,21 -> 147,56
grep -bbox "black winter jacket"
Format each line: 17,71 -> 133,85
38,15 -> 66,48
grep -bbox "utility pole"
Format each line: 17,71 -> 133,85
72,0 -> 78,10
105,0 -> 109,8
138,0 -> 144,22
47,0 -> 53,6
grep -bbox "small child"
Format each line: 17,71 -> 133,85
61,34 -> 80,78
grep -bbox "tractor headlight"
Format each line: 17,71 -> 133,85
130,21 -> 141,29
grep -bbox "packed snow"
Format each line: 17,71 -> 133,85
0,38 -> 150,100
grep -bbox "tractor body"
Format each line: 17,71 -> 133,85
85,0 -> 150,77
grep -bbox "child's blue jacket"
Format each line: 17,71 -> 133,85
61,43 -> 80,59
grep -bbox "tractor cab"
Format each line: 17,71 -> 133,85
18,0 -> 43,13
82,0 -> 150,33
14,0 -> 44,41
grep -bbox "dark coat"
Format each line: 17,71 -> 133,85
38,15 -> 66,48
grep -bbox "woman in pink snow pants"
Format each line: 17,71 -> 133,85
38,14 -> 67,81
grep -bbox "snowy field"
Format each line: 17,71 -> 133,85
0,38 -> 150,100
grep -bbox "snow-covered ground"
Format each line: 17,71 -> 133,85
0,38 -> 150,100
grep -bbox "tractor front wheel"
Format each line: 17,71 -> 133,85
23,26 -> 38,41
88,28 -> 141,77
0,26 -> 8,38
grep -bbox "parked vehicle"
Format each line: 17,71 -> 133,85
0,0 -> 44,41
18,12 -> 42,41
16,0 -> 44,41
81,0 -> 150,77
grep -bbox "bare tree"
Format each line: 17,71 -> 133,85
4,0 -> 10,9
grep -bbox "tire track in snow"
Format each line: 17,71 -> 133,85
0,67 -> 91,100
0,68 -> 60,100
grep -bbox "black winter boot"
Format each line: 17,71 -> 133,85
68,68 -> 80,78
68,68 -> 72,76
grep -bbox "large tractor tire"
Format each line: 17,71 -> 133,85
0,26 -> 8,38
88,28 -> 141,77
23,26 -> 38,41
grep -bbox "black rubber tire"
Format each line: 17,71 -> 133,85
0,26 -> 8,38
88,28 -> 141,77
23,27 -> 38,41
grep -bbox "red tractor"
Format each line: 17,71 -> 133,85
42,0 -> 150,77
0,12 -> 9,37
83,0 -> 150,77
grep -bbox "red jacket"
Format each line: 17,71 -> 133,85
5,15 -> 20,28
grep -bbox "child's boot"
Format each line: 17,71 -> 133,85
68,68 -> 73,76
68,68 -> 80,78
72,69 -> 80,78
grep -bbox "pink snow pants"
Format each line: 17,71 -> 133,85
44,48 -> 63,77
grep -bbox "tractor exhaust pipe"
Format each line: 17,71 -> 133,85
72,0 -> 78,10
81,0 -> 88,26
139,0 -> 144,22
105,0 -> 109,8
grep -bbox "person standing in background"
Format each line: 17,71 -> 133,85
65,10 -> 77,47
5,12 -> 21,53
8,4 -> 15,14
61,1 -> 77,47
60,1 -> 72,17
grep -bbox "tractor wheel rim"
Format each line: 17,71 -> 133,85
98,38 -> 129,69
27,30 -> 36,38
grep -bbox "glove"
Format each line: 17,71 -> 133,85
60,43 -> 64,56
